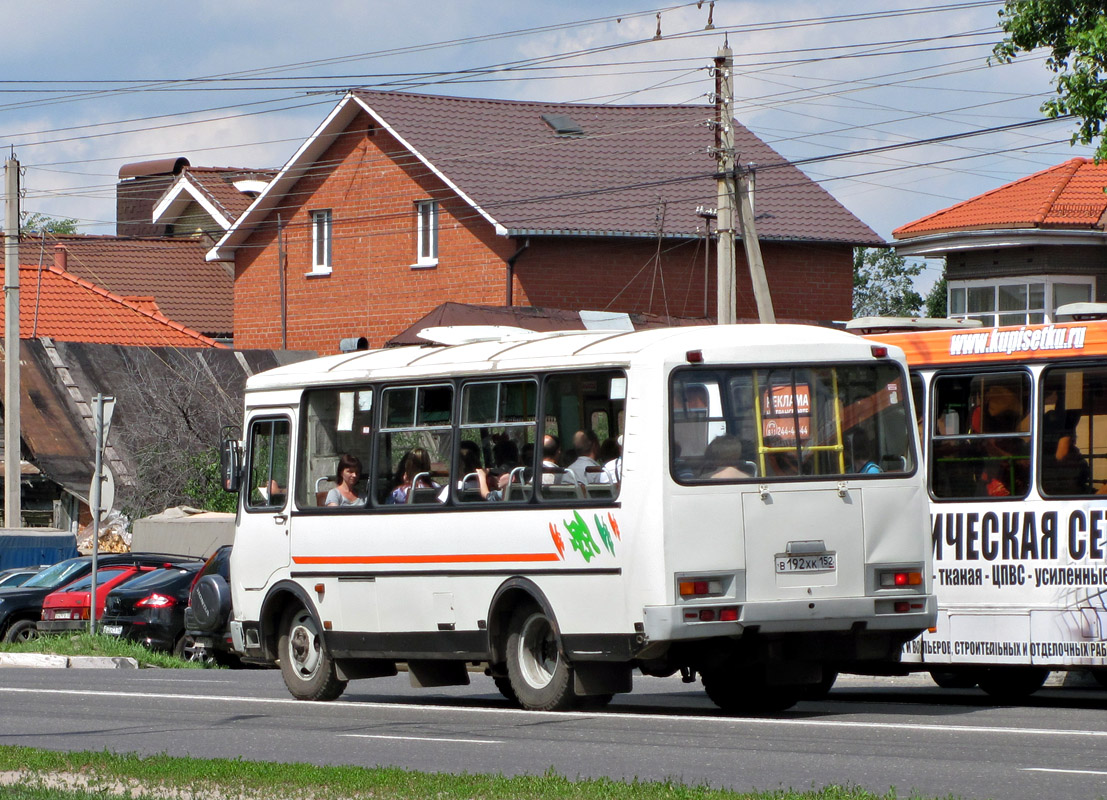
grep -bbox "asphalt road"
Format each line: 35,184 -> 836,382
0,667 -> 1105,800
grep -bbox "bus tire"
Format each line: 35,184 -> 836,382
493,675 -> 520,706
278,605 -> 347,702
701,665 -> 800,713
929,669 -> 977,689
505,606 -> 576,711
800,669 -> 838,700
976,667 -> 1048,701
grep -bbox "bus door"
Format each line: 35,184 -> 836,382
236,413 -> 293,591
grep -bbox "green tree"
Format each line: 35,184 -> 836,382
20,212 -> 80,236
852,247 -> 924,317
924,272 -> 948,318
182,447 -> 239,513
994,1 -> 1107,160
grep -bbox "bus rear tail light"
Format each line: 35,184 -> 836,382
871,345 -> 889,358
679,578 -> 723,597
880,571 -> 922,588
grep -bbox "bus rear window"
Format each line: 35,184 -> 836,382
671,364 -> 914,482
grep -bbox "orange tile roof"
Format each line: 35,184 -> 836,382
5,234 -> 232,336
894,157 -> 1107,239
0,264 -> 223,347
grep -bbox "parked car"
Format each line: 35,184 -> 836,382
100,562 -> 203,654
40,564 -> 161,632
0,553 -> 202,642
0,566 -> 47,589
181,545 -> 240,665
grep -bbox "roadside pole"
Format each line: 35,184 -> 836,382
4,154 -> 21,527
714,45 -> 736,325
88,394 -> 114,635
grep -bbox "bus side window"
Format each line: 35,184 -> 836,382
375,385 -> 453,507
296,387 -> 373,509
1039,366 -> 1098,497
457,379 -> 538,504
539,370 -> 624,502
246,418 -> 290,511
931,372 -> 1030,499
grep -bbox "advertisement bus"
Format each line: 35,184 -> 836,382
862,311 -> 1107,698
222,324 -> 934,712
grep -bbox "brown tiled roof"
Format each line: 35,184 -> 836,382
174,167 -> 277,224
894,158 -> 1107,239
7,234 -> 232,336
352,90 -> 879,244
0,264 -> 221,347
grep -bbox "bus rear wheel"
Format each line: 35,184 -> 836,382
702,664 -> 800,713
278,605 -> 347,701
505,607 -> 576,711
929,669 -> 978,689
976,666 -> 1048,701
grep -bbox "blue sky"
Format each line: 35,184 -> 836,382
0,0 -> 1093,290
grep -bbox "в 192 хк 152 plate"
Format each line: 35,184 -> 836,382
775,553 -> 836,573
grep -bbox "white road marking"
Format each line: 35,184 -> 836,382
1023,768 -> 1107,777
2,687 -> 1106,740
340,734 -> 500,744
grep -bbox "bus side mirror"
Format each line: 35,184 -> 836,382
220,439 -> 242,493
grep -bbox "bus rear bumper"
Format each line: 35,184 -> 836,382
643,595 -> 937,642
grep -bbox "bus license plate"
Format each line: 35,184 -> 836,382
776,553 -> 836,573
101,625 -> 123,636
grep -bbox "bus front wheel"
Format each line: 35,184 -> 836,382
506,607 -> 576,711
278,605 -> 347,701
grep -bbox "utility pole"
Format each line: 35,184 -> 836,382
4,154 -> 21,527
713,46 -> 736,325
736,164 -> 776,323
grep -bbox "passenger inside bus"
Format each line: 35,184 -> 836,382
699,435 -> 754,480
972,378 -> 1029,497
325,454 -> 367,506
387,448 -> 438,504
848,429 -> 883,474
567,429 -> 613,485
1040,387 -> 1092,495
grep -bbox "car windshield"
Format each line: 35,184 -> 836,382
21,559 -> 86,589
60,567 -> 129,592
118,565 -> 199,591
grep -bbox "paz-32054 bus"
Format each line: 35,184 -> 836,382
221,324 -> 935,712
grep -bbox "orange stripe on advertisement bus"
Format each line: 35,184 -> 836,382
866,320 -> 1107,366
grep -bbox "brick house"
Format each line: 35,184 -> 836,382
209,90 -> 881,353
894,157 -> 1107,326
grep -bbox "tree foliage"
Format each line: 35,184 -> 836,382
924,271 -> 948,318
20,212 -> 80,236
994,1 -> 1107,160
852,247 -> 924,318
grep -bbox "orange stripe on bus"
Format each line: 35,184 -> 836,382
292,553 -> 562,565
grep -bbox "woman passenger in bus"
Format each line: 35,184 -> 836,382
387,448 -> 436,504
1041,389 -> 1092,495
326,453 -> 367,506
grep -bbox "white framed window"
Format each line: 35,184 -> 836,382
415,200 -> 438,267
948,276 -> 1094,326
310,209 -> 332,274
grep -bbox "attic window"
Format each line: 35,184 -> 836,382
541,113 -> 584,137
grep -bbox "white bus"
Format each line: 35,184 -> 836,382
863,314 -> 1107,698
222,324 -> 935,712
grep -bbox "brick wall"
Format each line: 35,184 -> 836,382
233,111 -> 856,353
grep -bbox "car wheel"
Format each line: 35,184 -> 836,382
177,634 -> 215,665
505,606 -> 577,711
278,605 -> 347,701
3,619 -> 39,643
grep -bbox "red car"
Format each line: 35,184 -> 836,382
40,564 -> 158,632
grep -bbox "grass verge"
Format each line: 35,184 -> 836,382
0,746 -> 945,800
0,632 -> 208,669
